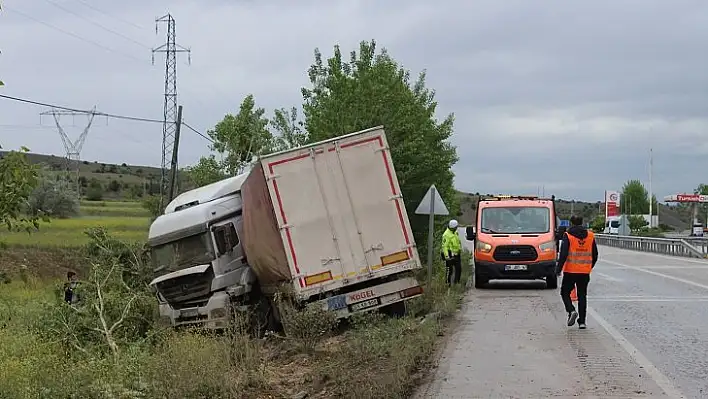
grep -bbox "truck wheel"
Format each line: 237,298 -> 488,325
474,271 -> 488,288
545,274 -> 558,289
381,301 -> 406,318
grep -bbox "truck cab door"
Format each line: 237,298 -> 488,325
211,219 -> 245,275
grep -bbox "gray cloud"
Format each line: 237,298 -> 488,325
1,0 -> 707,203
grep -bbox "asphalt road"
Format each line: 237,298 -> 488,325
417,238 -> 708,398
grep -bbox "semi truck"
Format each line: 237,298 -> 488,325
464,195 -> 561,289
148,126 -> 424,329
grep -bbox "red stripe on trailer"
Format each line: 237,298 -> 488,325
374,136 -> 413,257
268,163 -> 304,288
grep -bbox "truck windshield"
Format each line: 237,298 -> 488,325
151,233 -> 215,274
480,206 -> 551,234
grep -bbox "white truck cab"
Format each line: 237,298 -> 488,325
148,174 -> 257,329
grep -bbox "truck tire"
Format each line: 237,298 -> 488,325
381,301 -> 406,318
474,270 -> 488,288
545,274 -> 558,289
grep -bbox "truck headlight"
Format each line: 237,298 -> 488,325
475,240 -> 492,253
539,241 -> 556,252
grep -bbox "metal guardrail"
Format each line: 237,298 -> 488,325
595,234 -> 708,259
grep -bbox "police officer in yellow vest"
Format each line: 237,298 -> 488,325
441,219 -> 463,286
557,215 -> 598,329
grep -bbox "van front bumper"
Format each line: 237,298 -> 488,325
475,260 -> 557,280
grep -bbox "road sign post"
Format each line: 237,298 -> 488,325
415,184 -> 450,286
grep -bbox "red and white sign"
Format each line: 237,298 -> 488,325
605,190 -> 620,218
665,194 -> 708,203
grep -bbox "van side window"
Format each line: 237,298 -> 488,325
213,223 -> 240,254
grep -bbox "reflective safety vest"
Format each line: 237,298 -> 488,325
441,228 -> 462,257
562,231 -> 595,274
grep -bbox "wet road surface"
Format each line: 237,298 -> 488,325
416,243 -> 708,398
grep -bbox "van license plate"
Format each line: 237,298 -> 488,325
351,298 -> 379,311
505,264 -> 527,271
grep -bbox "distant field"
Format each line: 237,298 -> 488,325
79,200 -> 151,217
0,201 -> 150,248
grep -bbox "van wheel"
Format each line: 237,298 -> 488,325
474,271 -> 488,288
545,274 -> 558,289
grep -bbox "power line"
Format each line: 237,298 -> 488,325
0,93 -> 211,142
41,0 -> 150,49
182,122 -> 213,143
4,5 -> 146,64
0,93 -> 162,123
72,0 -> 145,30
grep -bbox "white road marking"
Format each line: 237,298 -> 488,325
601,259 -> 708,291
593,271 -> 623,282
587,306 -> 686,399
601,248 -> 708,265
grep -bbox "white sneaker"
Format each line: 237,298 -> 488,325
578,323 -> 586,329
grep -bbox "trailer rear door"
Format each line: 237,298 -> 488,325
261,126 -> 420,297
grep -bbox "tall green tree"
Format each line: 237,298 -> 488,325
301,40 -> 459,257
208,94 -> 274,175
620,179 -> 657,215
270,107 -> 308,151
0,146 -> 42,231
183,155 -> 227,187
694,184 -> 708,224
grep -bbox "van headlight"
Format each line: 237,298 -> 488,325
539,241 -> 556,252
475,241 -> 492,253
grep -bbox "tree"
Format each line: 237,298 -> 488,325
27,172 -> 80,219
628,215 -> 648,232
301,40 -> 459,258
0,146 -> 42,231
85,179 -> 103,201
270,107 -> 308,151
620,179 -> 656,215
183,155 -> 227,187
590,215 -> 605,232
108,179 -> 121,192
208,94 -> 274,175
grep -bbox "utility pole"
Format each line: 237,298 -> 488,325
40,108 -> 96,198
648,148 -> 654,227
152,13 -> 190,210
168,105 -> 183,203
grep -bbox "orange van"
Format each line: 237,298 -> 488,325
465,195 -> 560,289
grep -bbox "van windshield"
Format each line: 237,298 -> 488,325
480,206 -> 551,234
610,221 -> 620,228
151,233 -> 215,274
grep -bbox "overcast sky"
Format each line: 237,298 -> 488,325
1,0 -> 707,202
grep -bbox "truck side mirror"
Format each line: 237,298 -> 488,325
465,226 -> 476,241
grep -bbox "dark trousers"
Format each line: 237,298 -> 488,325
560,272 -> 590,323
445,254 -> 462,286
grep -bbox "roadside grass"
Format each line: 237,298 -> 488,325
0,216 -> 149,248
0,253 -> 470,399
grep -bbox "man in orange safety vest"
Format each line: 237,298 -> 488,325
557,215 -> 598,329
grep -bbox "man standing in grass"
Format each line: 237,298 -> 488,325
64,271 -> 79,304
441,219 -> 462,286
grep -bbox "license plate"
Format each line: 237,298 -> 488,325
327,295 -> 348,311
505,264 -> 527,271
351,298 -> 379,311
180,308 -> 199,318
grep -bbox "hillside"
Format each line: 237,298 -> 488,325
0,151 -> 188,200
456,191 -> 691,231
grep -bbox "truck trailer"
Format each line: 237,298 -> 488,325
148,126 -> 424,329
